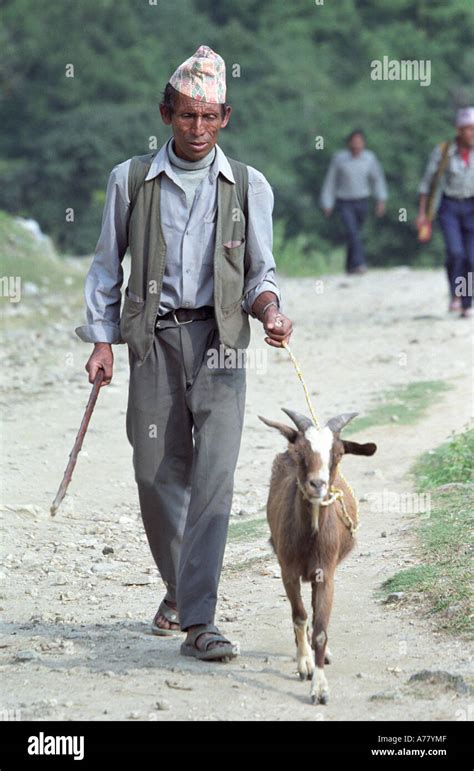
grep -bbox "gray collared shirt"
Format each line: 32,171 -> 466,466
418,141 -> 474,199
320,148 -> 388,210
75,138 -> 283,344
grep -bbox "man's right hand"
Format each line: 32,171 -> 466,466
323,208 -> 333,218
85,343 -> 113,385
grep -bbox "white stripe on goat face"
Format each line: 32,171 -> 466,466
305,426 -> 334,482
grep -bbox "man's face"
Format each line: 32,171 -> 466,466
348,133 -> 365,155
160,92 -> 232,161
457,125 -> 474,148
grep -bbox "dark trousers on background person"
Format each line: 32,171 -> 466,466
125,314 -> 246,631
437,195 -> 474,310
336,197 -> 370,272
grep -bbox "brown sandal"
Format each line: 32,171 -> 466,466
151,599 -> 182,636
180,623 -> 239,661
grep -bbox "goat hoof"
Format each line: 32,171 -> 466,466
297,651 -> 315,681
311,692 -> 329,705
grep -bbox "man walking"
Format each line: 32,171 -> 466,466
416,107 -> 474,318
320,129 -> 388,274
75,45 -> 293,660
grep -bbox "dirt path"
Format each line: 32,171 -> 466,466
1,266 -> 472,721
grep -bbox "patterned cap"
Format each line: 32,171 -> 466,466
456,107 -> 474,128
169,45 -> 226,104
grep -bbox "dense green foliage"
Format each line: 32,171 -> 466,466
1,0 -> 473,265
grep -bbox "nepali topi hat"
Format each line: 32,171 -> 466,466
456,107 -> 474,128
169,45 -> 226,104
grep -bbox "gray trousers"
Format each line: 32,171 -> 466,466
125,315 -> 246,630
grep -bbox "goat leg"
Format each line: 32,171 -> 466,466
310,572 -> 335,704
311,581 -> 333,665
281,571 -> 314,680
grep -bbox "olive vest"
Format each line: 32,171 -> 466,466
119,151 -> 251,364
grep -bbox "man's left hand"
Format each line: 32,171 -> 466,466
263,307 -> 293,348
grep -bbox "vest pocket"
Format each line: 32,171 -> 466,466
120,286 -> 147,353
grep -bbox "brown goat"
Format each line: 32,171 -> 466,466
258,408 -> 377,704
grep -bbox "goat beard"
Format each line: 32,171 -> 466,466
310,500 -> 321,533
295,485 -> 321,533
296,488 -> 322,533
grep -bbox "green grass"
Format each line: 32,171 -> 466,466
228,516 -> 269,543
223,554 -> 272,575
0,210 -> 85,296
411,427 -> 474,490
381,427 -> 474,638
273,220 -> 346,277
0,210 -> 88,333
345,380 -> 452,435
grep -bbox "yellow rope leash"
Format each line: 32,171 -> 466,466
280,340 -> 359,535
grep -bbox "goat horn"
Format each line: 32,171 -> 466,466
326,412 -> 359,434
281,408 -> 314,432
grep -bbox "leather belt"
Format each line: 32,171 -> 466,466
156,305 -> 215,327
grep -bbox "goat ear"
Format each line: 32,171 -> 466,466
258,415 -> 299,443
342,440 -> 377,456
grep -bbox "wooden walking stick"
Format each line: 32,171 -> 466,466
50,368 -> 105,516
